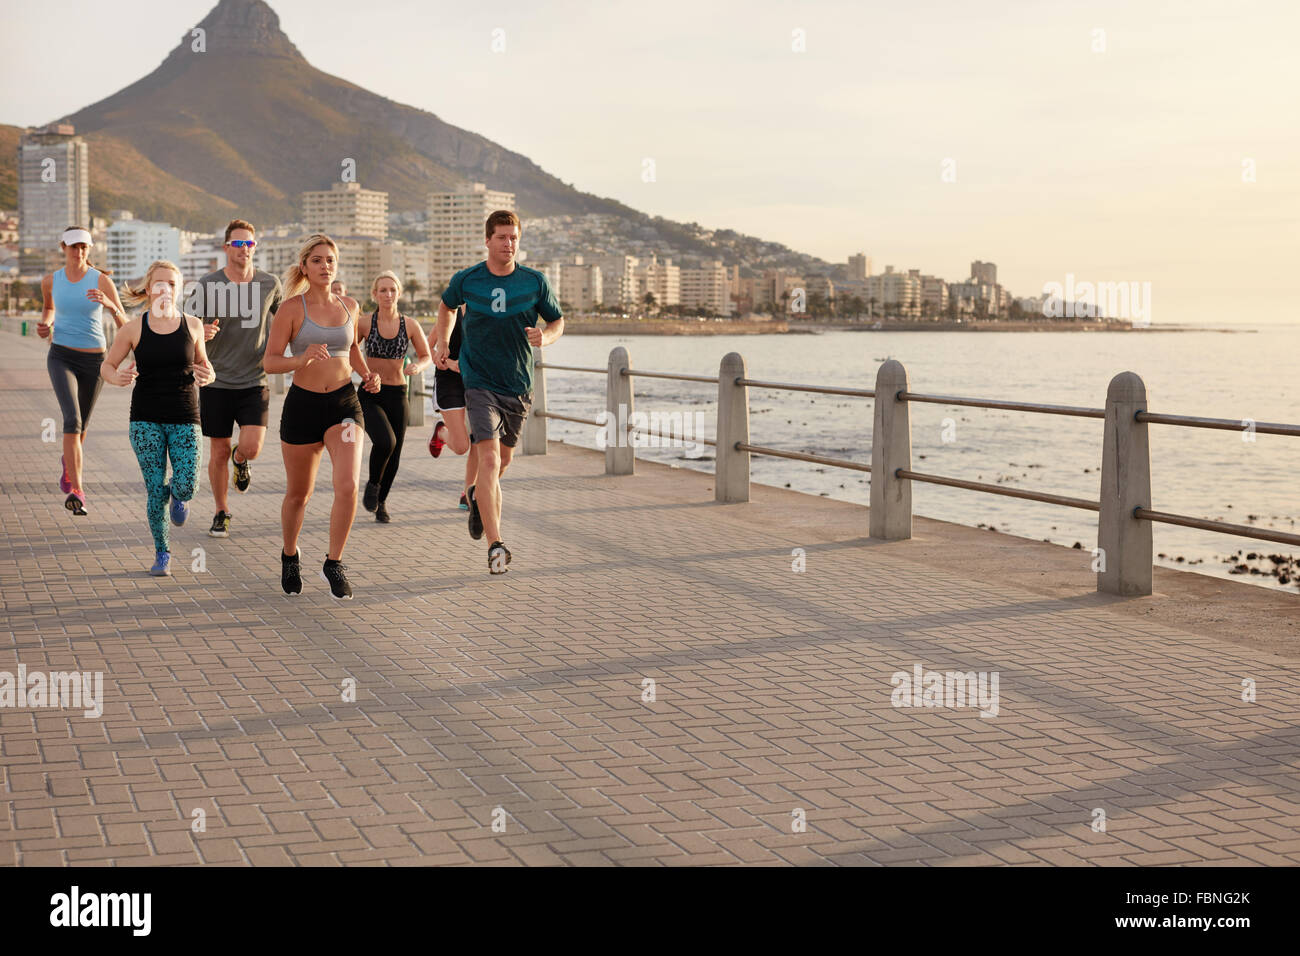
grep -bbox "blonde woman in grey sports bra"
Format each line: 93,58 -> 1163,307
264,234 -> 381,599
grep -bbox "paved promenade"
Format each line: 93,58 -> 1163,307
1,330 -> 1298,866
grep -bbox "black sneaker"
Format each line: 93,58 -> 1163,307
281,551 -> 301,595
467,485 -> 484,540
209,511 -> 231,537
231,448 -> 251,493
362,480 -> 380,513
488,541 -> 511,575
320,559 -> 353,600
375,502 -> 391,523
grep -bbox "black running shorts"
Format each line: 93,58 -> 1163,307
280,382 -> 364,445
200,385 -> 270,438
434,367 -> 466,411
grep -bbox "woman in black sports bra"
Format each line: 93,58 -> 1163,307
357,271 -> 432,522
263,234 -> 381,600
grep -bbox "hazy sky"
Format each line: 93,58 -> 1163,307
4,0 -> 1298,324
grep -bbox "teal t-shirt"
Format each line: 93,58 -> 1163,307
440,262 -> 562,396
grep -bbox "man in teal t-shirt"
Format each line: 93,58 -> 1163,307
433,210 -> 565,575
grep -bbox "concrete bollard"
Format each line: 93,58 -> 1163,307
522,345 -> 547,455
715,352 -> 750,503
271,373 -> 285,395
1098,371 -> 1152,596
869,359 -> 912,540
606,346 -> 633,475
407,368 -> 425,427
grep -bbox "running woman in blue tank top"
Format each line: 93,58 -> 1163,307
263,234 -> 381,599
100,261 -> 215,576
37,226 -> 129,515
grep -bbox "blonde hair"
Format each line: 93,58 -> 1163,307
120,260 -> 184,311
281,234 -> 339,299
370,270 -> 403,300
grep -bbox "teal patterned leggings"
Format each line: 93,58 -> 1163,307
128,422 -> 202,553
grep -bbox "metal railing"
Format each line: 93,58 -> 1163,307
520,347 -> 1300,597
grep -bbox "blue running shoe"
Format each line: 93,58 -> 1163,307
169,488 -> 189,527
150,551 -> 171,576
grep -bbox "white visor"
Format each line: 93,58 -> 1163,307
62,228 -> 93,247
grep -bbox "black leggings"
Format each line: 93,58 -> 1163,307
48,345 -> 105,434
359,385 -> 409,502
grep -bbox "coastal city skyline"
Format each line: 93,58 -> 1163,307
3,0 -> 1297,325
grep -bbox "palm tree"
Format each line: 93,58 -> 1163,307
405,278 -> 422,309
643,291 -> 657,315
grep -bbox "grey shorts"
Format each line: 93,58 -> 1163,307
465,388 -> 531,448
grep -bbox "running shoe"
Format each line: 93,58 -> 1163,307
281,551 -> 302,595
362,480 -> 380,513
169,489 -> 189,527
231,448 -> 251,493
320,559 -> 353,600
65,490 -> 87,516
59,455 -> 71,494
467,485 -> 483,540
209,511 -> 231,537
458,493 -> 469,511
150,551 -> 171,577
375,502 -> 391,523
428,421 -> 447,458
488,541 -> 511,575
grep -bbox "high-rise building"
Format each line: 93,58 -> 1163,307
865,265 -> 921,316
17,124 -> 90,274
679,260 -> 734,316
920,275 -> 948,317
635,254 -> 680,308
427,183 -> 516,293
847,253 -> 872,280
971,260 -> 997,286
105,216 -> 182,284
558,256 -> 602,312
591,254 -> 639,307
301,182 -> 388,241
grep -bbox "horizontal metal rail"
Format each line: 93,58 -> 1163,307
1135,509 -> 1300,547
621,368 -> 720,384
896,468 -> 1100,512
1137,412 -> 1300,437
630,426 -> 717,447
898,392 -> 1106,419
736,378 -> 875,398
536,411 -> 604,428
736,442 -> 870,473
535,363 -> 605,374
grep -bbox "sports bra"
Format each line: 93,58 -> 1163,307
365,312 -> 409,360
289,294 -> 354,357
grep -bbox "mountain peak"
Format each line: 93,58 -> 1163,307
170,0 -> 302,61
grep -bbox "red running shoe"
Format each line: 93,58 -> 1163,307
428,420 -> 447,458
59,455 -> 71,494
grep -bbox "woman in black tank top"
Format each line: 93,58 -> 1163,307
356,271 -> 432,521
101,261 -> 215,577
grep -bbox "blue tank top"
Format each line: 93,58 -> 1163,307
52,267 -> 105,350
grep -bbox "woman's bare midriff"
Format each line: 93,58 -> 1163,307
368,355 -> 407,387
293,355 -> 353,393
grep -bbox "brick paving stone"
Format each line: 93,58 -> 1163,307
2,330 -> 1299,867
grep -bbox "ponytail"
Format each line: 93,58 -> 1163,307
281,234 -> 338,299
120,260 -> 184,311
